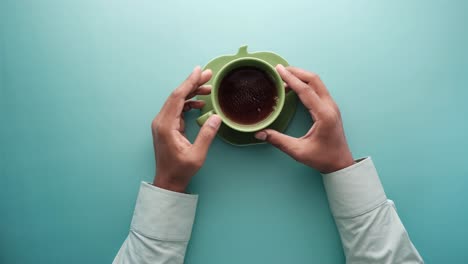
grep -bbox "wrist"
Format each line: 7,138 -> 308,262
153,174 -> 188,193
321,151 -> 355,174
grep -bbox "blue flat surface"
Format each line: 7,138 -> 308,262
1,1 -> 467,263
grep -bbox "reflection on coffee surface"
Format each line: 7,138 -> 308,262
218,67 -> 278,125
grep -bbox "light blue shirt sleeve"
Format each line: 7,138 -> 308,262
113,182 -> 198,264
322,157 -> 424,263
114,157 -> 423,263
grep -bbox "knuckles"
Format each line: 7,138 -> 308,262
171,89 -> 184,99
151,117 -> 159,130
295,82 -> 310,94
320,107 -> 341,125
151,117 -> 171,138
308,73 -> 320,83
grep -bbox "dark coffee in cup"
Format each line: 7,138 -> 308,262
218,66 -> 278,125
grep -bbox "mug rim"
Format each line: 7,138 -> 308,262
211,57 -> 285,132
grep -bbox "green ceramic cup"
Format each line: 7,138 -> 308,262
196,57 -> 285,133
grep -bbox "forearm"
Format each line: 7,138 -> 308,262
113,182 -> 198,264
323,158 -> 423,263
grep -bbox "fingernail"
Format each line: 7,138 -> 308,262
276,64 -> 285,71
255,131 -> 267,141
202,68 -> 212,75
207,115 -> 221,129
193,65 -> 201,72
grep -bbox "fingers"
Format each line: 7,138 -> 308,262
199,69 -> 212,86
160,67 -> 212,119
176,66 -> 204,98
286,66 -> 330,98
183,100 -> 205,112
180,68 -> 211,100
187,85 -> 211,99
193,115 -> 222,157
255,129 -> 301,157
276,65 -> 325,116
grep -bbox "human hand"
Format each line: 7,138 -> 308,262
151,66 -> 222,193
255,65 -> 354,173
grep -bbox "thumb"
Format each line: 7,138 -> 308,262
193,114 -> 222,155
255,129 -> 299,156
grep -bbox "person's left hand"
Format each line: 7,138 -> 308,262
151,66 -> 222,193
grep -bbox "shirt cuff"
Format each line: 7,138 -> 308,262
130,182 -> 198,242
322,157 -> 387,218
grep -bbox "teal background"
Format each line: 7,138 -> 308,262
1,0 -> 467,263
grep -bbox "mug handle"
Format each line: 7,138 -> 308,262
196,110 -> 214,126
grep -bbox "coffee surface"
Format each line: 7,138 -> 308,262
218,67 -> 277,125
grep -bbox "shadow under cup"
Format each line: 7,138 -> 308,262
210,58 -> 285,133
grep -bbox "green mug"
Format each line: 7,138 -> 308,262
196,57 -> 285,133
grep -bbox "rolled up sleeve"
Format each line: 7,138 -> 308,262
322,157 -> 423,263
113,182 -> 198,264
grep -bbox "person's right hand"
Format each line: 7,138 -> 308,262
152,66 -> 221,193
255,65 -> 355,174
